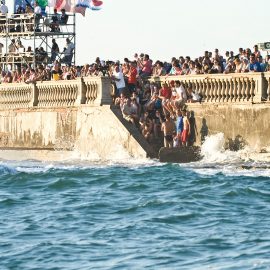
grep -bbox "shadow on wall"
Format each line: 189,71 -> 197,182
188,111 -> 198,146
200,118 -> 208,144
226,135 -> 247,151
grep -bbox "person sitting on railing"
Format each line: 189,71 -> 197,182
171,80 -> 187,111
168,60 -> 182,76
152,61 -> 166,77
51,60 -> 62,81
140,111 -> 154,142
234,58 -> 243,73
138,54 -> 152,79
159,82 -> 172,115
186,86 -> 201,103
34,64 -> 47,81
3,71 -> 13,83
241,58 -> 249,73
224,58 -> 235,74
258,55 -> 267,72
62,65 -> 75,80
121,98 -> 138,125
253,45 -> 261,60
180,63 -> 190,75
21,70 -> 28,83
12,70 -> 23,83
25,68 -> 37,83
209,60 -> 222,74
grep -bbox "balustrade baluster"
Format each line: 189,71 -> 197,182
250,78 -> 255,103
240,78 -> 245,102
237,78 -> 241,102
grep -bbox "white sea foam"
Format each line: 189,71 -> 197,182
184,133 -> 270,177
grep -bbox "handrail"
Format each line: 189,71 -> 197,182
0,77 -> 112,109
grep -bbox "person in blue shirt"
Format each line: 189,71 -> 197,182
249,53 -> 261,72
176,109 -> 184,146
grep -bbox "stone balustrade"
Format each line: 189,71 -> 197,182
0,83 -> 34,109
0,77 -> 112,110
36,80 -> 79,107
150,72 -> 268,103
0,73 -> 269,110
264,72 -> 270,101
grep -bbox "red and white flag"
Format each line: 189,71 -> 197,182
52,0 -> 103,15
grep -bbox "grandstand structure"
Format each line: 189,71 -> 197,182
0,9 -> 76,70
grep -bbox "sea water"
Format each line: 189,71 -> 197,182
1,134 -> 270,270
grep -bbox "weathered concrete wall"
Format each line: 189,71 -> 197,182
188,103 -> 270,151
0,105 -> 150,159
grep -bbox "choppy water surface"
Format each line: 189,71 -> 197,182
1,134 -> 270,270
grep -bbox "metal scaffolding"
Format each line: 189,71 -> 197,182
0,10 -> 76,70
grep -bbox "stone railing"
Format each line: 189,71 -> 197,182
36,80 -> 79,107
0,77 -> 112,110
150,72 -> 269,103
0,83 -> 34,109
264,72 -> 270,101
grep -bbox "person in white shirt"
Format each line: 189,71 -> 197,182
62,38 -> 75,65
0,1 -> 8,32
0,1 -> 8,14
34,2 -> 42,28
112,64 -> 126,96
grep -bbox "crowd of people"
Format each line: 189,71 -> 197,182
1,44 -> 270,147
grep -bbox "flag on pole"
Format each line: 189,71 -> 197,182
37,0 -> 48,7
53,0 -> 103,15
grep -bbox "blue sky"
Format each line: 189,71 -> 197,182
76,0 -> 269,64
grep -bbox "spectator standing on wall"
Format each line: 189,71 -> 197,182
161,114 -> 175,148
181,110 -> 190,147
112,64 -> 126,97
127,61 -> 137,94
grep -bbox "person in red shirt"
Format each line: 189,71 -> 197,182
138,54 -> 152,78
127,61 -> 138,93
159,82 -> 172,115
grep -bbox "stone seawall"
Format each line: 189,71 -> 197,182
0,77 -> 154,159
1,73 -> 270,161
188,103 -> 270,151
0,105 -> 152,159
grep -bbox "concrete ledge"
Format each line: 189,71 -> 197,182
159,146 -> 201,163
